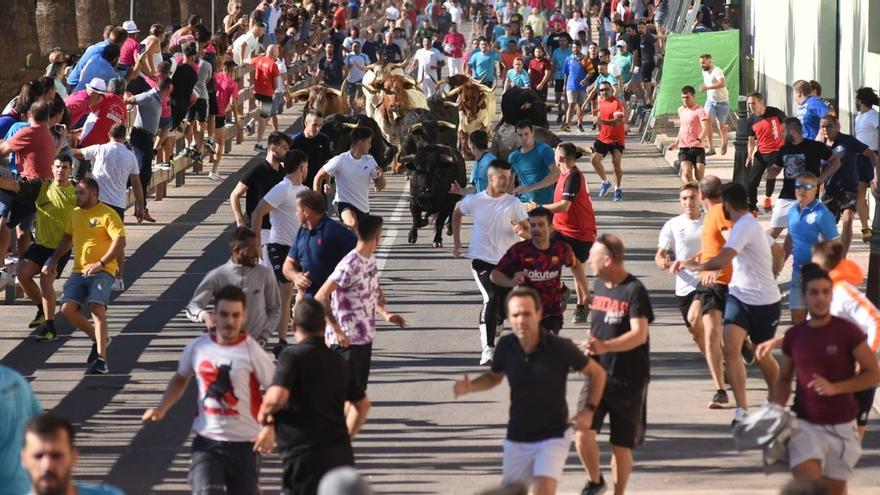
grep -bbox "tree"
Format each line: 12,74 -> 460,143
177,0 -> 213,25
36,0 -> 80,55
75,0 -> 113,50
0,0 -> 40,72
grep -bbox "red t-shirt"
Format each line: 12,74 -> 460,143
119,37 -> 141,66
334,7 -> 347,29
598,96 -> 626,145
79,94 -> 127,147
749,106 -> 787,155
251,56 -> 280,97
495,239 -> 575,318
528,57 -> 552,89
553,167 -> 597,242
7,124 -> 54,179
782,316 -> 866,425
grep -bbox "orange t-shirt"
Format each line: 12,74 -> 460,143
700,202 -> 733,284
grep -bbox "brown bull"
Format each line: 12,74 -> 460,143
290,84 -> 348,116
445,81 -> 494,159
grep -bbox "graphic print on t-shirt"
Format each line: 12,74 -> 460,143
199,360 -> 239,415
592,295 -> 629,325
782,153 -> 806,179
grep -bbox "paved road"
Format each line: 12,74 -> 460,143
3,81 -> 880,495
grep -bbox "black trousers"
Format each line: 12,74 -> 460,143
471,258 -> 508,349
747,151 -> 777,211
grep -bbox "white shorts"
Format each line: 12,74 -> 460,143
770,198 -> 797,228
789,419 -> 861,481
501,430 -> 572,488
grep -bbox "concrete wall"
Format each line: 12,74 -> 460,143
748,0 -> 879,133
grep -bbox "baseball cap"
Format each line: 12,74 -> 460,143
615,40 -> 627,48
86,78 -> 108,94
122,20 -> 140,33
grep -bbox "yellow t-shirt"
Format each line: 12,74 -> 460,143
66,203 -> 126,276
35,182 -> 76,248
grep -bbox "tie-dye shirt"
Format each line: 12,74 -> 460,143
325,250 -> 380,346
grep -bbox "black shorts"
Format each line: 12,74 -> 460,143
678,147 -> 706,165
551,231 -> 591,263
255,93 -> 274,118
858,154 -> 875,183
171,100 -> 190,131
189,435 -> 258,495
554,79 -> 564,93
581,378 -> 648,449
855,386 -> 876,427
822,189 -> 858,222
208,91 -> 220,116
694,283 -> 728,315
723,295 -> 781,345
676,291 -> 697,327
592,139 -> 625,157
332,342 -> 373,395
104,203 -> 125,222
214,115 -> 227,128
22,243 -> 71,274
187,98 -> 209,123
640,61 -> 656,82
754,150 -> 780,170
126,76 -> 151,95
267,243 -> 291,284
280,442 -> 354,495
336,202 -> 368,222
540,315 -> 563,335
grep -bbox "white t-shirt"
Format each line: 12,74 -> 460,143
267,5 -> 283,32
232,31 -> 260,65
324,151 -> 380,214
262,177 -> 307,246
178,333 -> 275,442
447,4 -> 464,24
415,48 -> 442,80
567,19 -> 589,41
459,191 -> 528,264
724,214 -> 781,305
82,142 -> 139,208
658,214 -> 703,296
386,5 -> 401,20
854,108 -> 879,151
345,53 -> 371,83
702,65 -> 729,103
274,58 -> 287,94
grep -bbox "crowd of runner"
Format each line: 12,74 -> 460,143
0,1 -> 879,495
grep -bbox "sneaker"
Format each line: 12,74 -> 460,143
32,322 -> 56,342
560,124 -> 571,132
581,476 -> 607,495
577,124 -> 585,133
591,120 -> 598,130
572,305 -> 589,324
87,342 -> 99,364
87,358 -> 109,375
245,122 -> 255,135
272,339 -> 288,358
705,148 -> 717,157
597,180 -> 612,197
191,151 -> 203,163
479,346 -> 494,366
863,228 -> 873,243
731,408 -> 749,429
708,389 -> 729,409
175,147 -> 191,159
141,209 -> 156,223
254,143 -> 267,152
612,188 -> 623,202
157,162 -> 173,171
763,196 -> 773,212
741,340 -> 756,366
208,171 -> 223,181
204,139 -> 216,154
29,309 -> 46,328
112,279 -> 125,292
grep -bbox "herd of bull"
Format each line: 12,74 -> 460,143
289,62 -> 563,248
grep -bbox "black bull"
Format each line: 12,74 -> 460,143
319,114 -> 398,170
498,87 -> 551,128
402,145 -> 467,247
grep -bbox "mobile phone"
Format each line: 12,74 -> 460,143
54,124 -> 66,133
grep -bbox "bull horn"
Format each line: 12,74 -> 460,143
444,100 -> 459,107
436,78 -> 447,88
290,88 -> 310,98
442,153 -> 455,162
489,79 -> 497,91
411,123 -> 423,131
438,120 -> 456,129
399,154 -> 416,162
403,76 -> 418,87
362,84 -> 377,94
445,86 -> 462,98
342,122 -> 359,128
326,87 -> 343,96
389,62 -> 405,69
521,102 -> 532,110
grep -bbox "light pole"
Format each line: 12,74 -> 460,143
730,0 -> 749,188
130,0 -> 134,21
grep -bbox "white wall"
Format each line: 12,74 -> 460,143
837,0 -> 880,132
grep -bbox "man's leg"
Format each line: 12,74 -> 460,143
223,441 -> 260,495
591,153 -> 609,183
840,209 -> 854,254
702,309 -> 726,392
723,323 -> 749,409
858,181 -> 871,234
718,121 -> 729,155
40,269 -> 59,321
694,161 -> 706,181
610,445 -> 634,495
16,259 -> 42,314
705,115 -> 716,153
0,221 -> 9,272
278,282 -> 293,341
339,208 -> 359,229
575,429 -> 602,483
188,437 -> 228,495
531,476 -> 558,495
90,303 -> 109,359
680,159 -> 694,183
685,298 -> 705,353
611,149 -> 623,187
471,261 -> 499,353
60,302 -> 96,340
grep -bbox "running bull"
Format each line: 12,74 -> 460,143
400,145 -> 467,248
320,114 -> 398,171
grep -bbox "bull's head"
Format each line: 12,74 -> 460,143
401,146 -> 457,204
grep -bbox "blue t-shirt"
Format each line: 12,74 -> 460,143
28,484 -> 125,495
67,40 -> 110,87
471,151 -> 496,193
506,69 -> 530,88
787,199 -> 839,271
612,53 -> 633,83
797,96 -> 830,140
0,366 -> 42,495
593,72 -> 617,92
496,35 -> 519,50
824,133 -> 868,193
74,56 -> 119,93
551,47 -> 571,80
468,51 -> 501,83
4,121 -> 29,173
288,216 -> 357,296
563,55 -> 588,91
509,142 -> 556,204
0,114 -> 20,139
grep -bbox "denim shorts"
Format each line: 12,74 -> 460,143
189,435 -> 259,495
61,271 -> 114,308
789,267 -> 804,310
705,99 -> 730,122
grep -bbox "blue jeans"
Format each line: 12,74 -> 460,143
188,435 -> 259,495
61,271 -> 114,308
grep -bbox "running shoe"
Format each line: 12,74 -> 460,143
175,147 -> 191,159
763,196 -> 773,212
612,188 -> 623,202
191,151 -> 203,163
272,339 -> 288,358
158,162 -> 173,171
560,124 -> 571,132
87,358 -> 109,375
705,149 -> 717,157
572,305 -> 589,324
480,346 -> 494,366
204,139 -> 216,154
208,172 -> 224,181
87,342 -> 99,364
597,180 -> 612,197
708,389 -> 729,409
863,228 -> 873,243
731,408 -> 749,430
741,341 -> 756,366
29,309 -> 46,328
254,143 -> 267,152
245,122 -> 255,135
141,209 -> 156,223
577,124 -> 585,133
32,322 -> 56,343
581,476 -> 607,495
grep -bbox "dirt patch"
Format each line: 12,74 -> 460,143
0,69 -> 48,106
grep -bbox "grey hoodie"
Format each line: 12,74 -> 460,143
186,260 -> 281,341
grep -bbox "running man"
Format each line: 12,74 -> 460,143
667,86 -> 708,183
590,81 -> 626,202
699,53 -> 729,156
746,92 -> 786,213
453,158 -> 530,365
793,79 -> 830,141
684,183 -> 785,426
454,286 -> 607,495
143,285 -> 276,495
510,120 -> 557,206
561,40 -> 589,132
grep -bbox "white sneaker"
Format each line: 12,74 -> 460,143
479,346 -> 495,366
157,162 -> 172,171
112,279 -> 125,292
208,172 -> 223,181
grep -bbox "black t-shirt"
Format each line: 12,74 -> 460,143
203,50 -> 217,92
319,56 -> 346,87
272,336 -> 365,452
625,34 -> 640,60
639,32 -> 656,62
378,42 -> 404,63
170,62 -> 198,104
291,132 -> 333,189
825,133 -> 868,193
590,274 -> 654,387
491,331 -> 589,442
361,40 -> 380,63
241,160 -> 285,229
775,139 -> 834,200
545,32 -> 563,57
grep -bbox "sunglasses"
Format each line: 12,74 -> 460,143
794,183 -> 816,190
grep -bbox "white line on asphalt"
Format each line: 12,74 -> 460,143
376,178 -> 410,273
